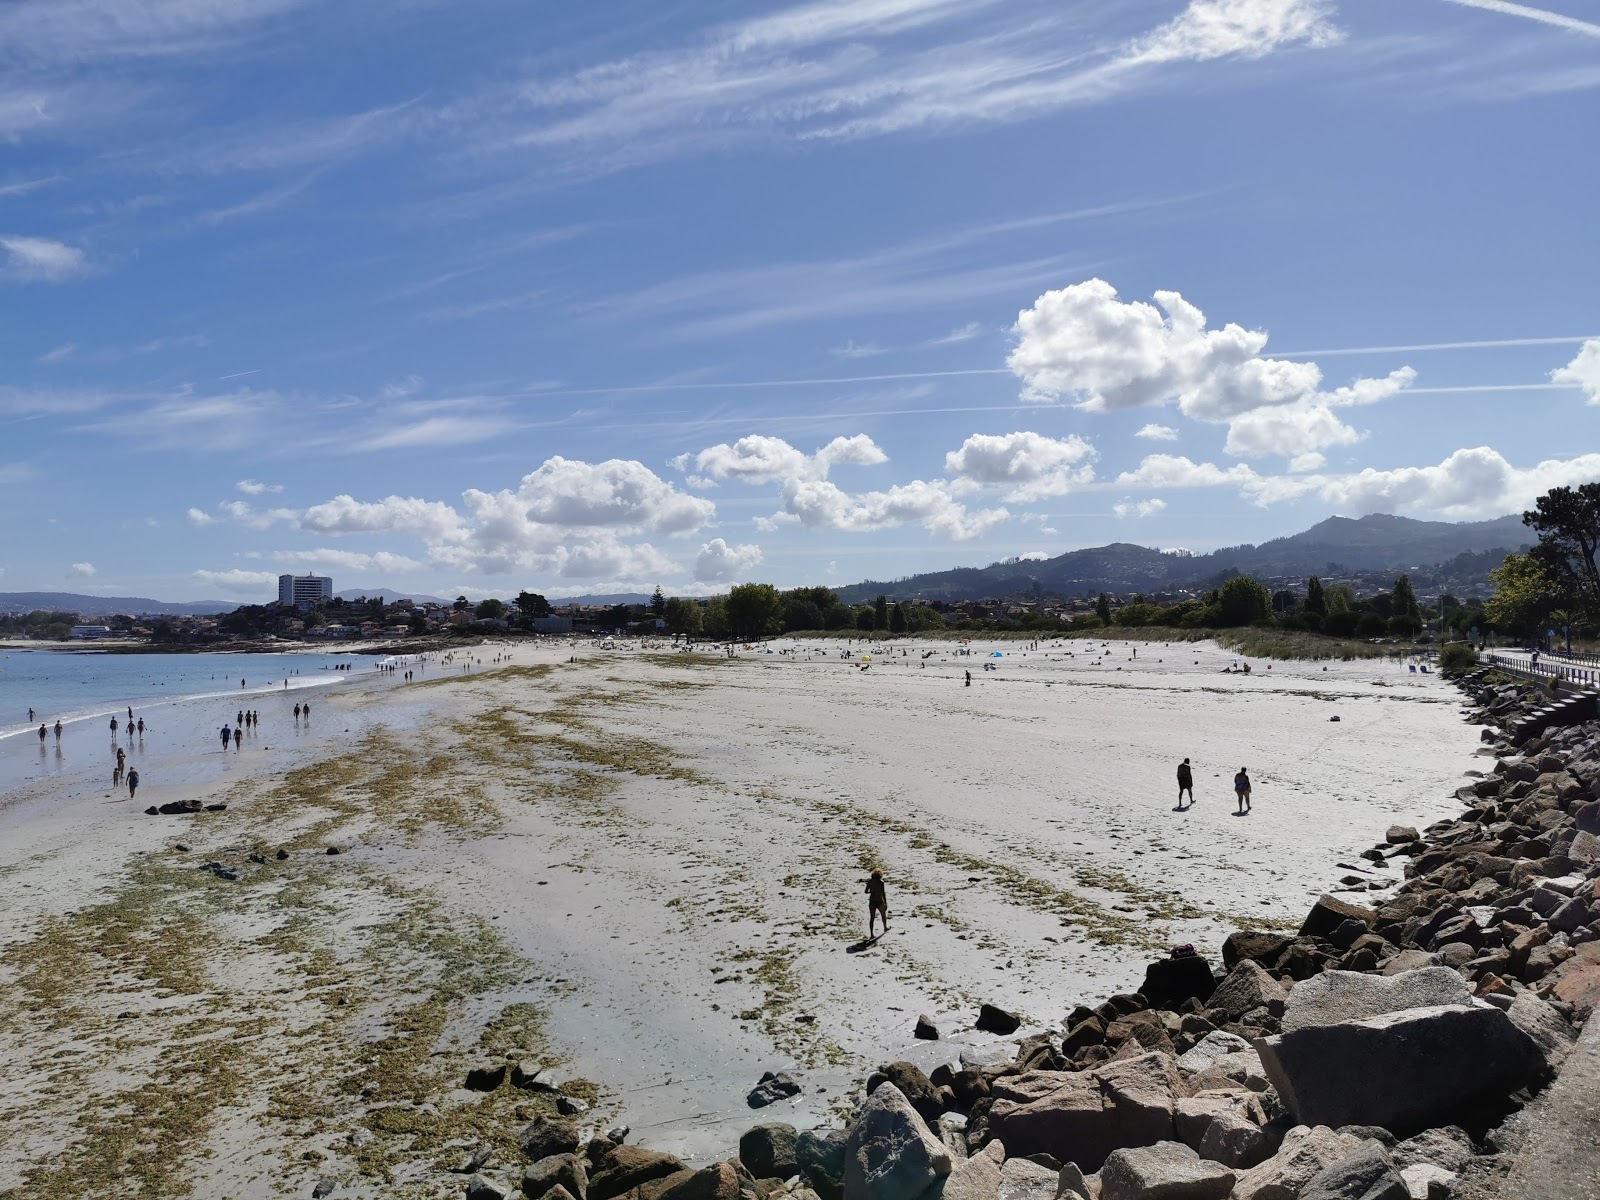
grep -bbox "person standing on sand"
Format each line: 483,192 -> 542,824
866,869 -> 890,938
110,716 -> 118,738
54,720 -> 62,742
38,723 -> 47,744
221,726 -> 231,749
127,769 -> 139,800
1177,758 -> 1194,807
1234,767 -> 1252,814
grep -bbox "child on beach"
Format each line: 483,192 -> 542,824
1234,767 -> 1252,814
866,869 -> 890,938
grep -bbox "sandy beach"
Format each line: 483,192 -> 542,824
0,636 -> 1481,1196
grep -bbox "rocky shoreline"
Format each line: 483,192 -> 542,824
458,665 -> 1600,1200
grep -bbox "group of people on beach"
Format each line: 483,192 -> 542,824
1176,757 -> 1252,814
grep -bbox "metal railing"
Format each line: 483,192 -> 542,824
1485,653 -> 1600,690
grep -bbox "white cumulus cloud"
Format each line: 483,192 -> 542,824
1135,423 -> 1179,441
944,431 -> 1096,500
1113,498 -> 1168,519
300,494 -> 466,542
67,561 -> 96,578
775,477 -> 1008,541
235,478 -> 283,494
688,434 -> 887,485
1008,278 -> 1414,461
1552,338 -> 1600,404
187,507 -> 215,524
694,538 -> 764,583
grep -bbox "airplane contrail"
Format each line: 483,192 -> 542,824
1442,0 -> 1600,37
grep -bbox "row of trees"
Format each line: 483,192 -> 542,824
659,585 -> 950,641
1482,484 -> 1600,646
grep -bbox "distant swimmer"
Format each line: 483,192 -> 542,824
126,769 -> 139,800
1177,757 -> 1194,808
28,707 -> 35,721
866,868 -> 890,938
1234,767 -> 1252,815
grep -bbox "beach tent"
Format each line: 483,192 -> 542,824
990,651 -> 1003,657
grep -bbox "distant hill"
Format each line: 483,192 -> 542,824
0,591 -> 234,617
833,513 -> 1533,603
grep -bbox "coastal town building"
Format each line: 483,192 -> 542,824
278,574 -> 333,611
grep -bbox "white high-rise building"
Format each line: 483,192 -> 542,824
278,574 -> 333,610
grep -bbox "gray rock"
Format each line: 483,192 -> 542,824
749,1071 -> 803,1108
519,1117 -> 582,1163
976,1005 -> 1022,1035
523,1153 -> 588,1200
1257,1003 -> 1553,1134
936,1114 -> 969,1162
1055,1163 -> 1091,1200
1490,1003 -> 1600,1200
1391,1126 -> 1475,1174
958,1046 -> 1013,1071
1280,969 -> 1471,1034
1098,1141 -> 1235,1200
1232,1126 -> 1363,1200
1378,950 -> 1436,977
1197,1108 -> 1271,1170
741,1123 -> 801,1180
1504,992 -> 1578,1072
1297,1142 -> 1408,1200
1397,1163 -> 1455,1200
940,1141 -> 1003,1200
996,1157 -> 1055,1200
1176,1031 -> 1251,1075
798,1129 -> 849,1200
876,1062 -> 944,1125
1208,962 -> 1289,1021
844,1083 -> 953,1200
451,1144 -> 494,1173
467,1175 -> 512,1200
557,1095 -> 590,1116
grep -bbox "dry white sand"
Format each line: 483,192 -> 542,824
0,635 -> 1479,1193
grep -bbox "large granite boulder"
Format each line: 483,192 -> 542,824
843,1083 -> 953,1200
1098,1141 -> 1235,1200
740,1123 -> 800,1180
587,1147 -> 687,1200
653,1163 -> 740,1200
1279,968 -> 1470,1033
523,1153 -> 588,1200
1141,955 -> 1219,1011
1300,896 -> 1375,940
1208,961 -> 1288,1022
987,1052 -> 1183,1172
1256,1003 -> 1552,1134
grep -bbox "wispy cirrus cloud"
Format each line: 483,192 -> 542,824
1,234 -> 91,282
480,0 -> 1343,173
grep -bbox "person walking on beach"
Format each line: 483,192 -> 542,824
866,868 -> 890,938
1177,758 -> 1194,808
136,718 -> 144,736
220,725 -> 231,750
1234,767 -> 1252,814
110,716 -> 118,738
38,722 -> 47,744
234,723 -> 243,747
54,720 -> 62,743
126,769 -> 139,800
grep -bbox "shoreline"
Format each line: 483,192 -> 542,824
0,636 -> 1484,1194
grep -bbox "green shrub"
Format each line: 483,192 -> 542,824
1438,643 -> 1478,672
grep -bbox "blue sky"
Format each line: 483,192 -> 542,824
2,0 -> 1598,602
